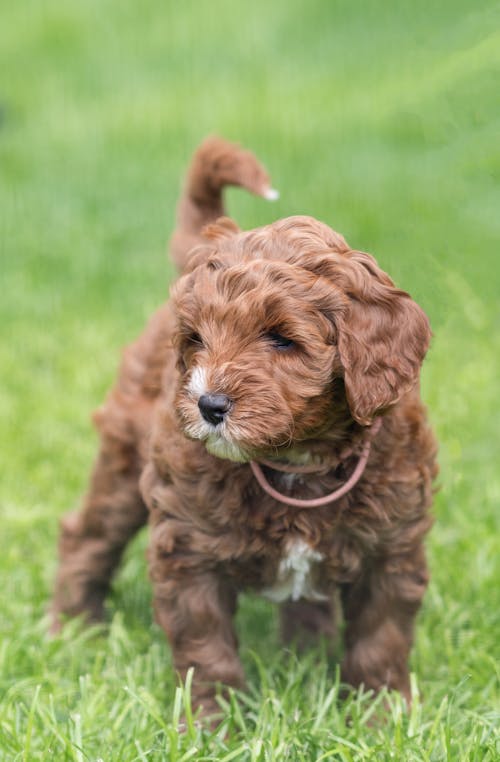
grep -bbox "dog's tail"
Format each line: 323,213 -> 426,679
169,136 -> 278,272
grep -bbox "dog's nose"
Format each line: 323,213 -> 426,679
198,394 -> 232,425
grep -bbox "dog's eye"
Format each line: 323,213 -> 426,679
187,332 -> 204,347
266,331 -> 295,350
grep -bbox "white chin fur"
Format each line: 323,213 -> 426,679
204,435 -> 248,463
184,367 -> 249,461
183,418 -> 248,462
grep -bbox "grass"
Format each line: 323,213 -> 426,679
1,0 -> 499,758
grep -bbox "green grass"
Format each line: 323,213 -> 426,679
1,0 -> 499,759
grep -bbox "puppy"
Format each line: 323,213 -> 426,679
51,137 -> 438,720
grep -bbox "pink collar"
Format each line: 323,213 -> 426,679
250,419 -> 382,508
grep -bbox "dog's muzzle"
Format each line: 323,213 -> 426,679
198,393 -> 232,426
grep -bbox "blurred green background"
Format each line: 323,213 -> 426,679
1,1 -> 499,759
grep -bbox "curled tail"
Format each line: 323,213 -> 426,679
169,136 -> 278,273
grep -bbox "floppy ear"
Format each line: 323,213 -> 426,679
277,217 -> 431,425
335,251 -> 431,425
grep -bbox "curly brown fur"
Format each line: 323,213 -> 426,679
51,138 -> 438,720
169,135 -> 274,273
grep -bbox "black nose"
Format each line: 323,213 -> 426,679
198,394 -> 232,425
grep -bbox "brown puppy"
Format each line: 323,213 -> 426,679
51,137 -> 438,720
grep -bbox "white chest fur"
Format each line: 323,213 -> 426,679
261,538 -> 327,603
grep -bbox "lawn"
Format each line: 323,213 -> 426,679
0,0 -> 499,759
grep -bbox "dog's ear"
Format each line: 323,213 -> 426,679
333,251 -> 431,424
273,217 -> 431,424
295,246 -> 431,425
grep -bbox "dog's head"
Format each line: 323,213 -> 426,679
171,216 -> 431,462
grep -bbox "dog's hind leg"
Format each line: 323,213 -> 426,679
50,423 -> 148,631
280,597 -> 338,653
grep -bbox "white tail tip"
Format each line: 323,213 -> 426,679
262,187 -> 280,201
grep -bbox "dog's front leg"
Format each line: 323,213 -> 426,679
151,566 -> 245,721
340,544 -> 429,705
